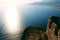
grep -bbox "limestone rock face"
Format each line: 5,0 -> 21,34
46,16 -> 60,40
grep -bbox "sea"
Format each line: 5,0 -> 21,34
0,5 -> 60,40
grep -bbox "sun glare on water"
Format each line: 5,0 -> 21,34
3,7 -> 21,34
1,0 -> 43,34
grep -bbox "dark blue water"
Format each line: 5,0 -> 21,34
21,5 -> 60,28
0,5 -> 60,40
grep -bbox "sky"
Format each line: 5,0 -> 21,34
0,0 -> 43,7
0,0 -> 43,15
0,0 -> 60,9
0,0 -> 60,7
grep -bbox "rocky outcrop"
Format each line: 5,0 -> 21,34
46,16 -> 60,40
21,16 -> 60,40
21,26 -> 43,40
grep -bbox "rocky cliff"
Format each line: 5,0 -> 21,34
46,16 -> 60,40
21,16 -> 60,40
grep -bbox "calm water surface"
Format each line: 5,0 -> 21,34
0,5 -> 60,40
